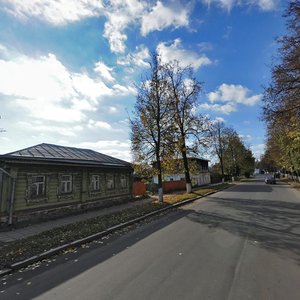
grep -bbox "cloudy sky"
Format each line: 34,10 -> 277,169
0,0 -> 286,161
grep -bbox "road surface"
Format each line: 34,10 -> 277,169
1,176 -> 300,299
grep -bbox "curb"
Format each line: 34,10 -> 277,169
1,184 -> 232,276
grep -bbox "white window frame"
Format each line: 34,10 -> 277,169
60,175 -> 73,194
91,175 -> 100,191
106,174 -> 115,190
30,175 -> 46,198
120,175 -> 128,188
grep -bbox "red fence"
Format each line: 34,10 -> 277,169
132,181 -> 147,196
163,180 -> 186,193
133,180 -> 186,196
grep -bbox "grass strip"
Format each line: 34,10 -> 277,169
163,184 -> 229,204
0,183 -> 229,268
281,178 -> 300,190
0,202 -> 167,268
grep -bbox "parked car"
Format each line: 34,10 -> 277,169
275,172 -> 281,178
265,175 -> 276,184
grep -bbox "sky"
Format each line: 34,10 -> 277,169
0,0 -> 287,162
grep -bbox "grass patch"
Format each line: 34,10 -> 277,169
0,202 -> 168,268
163,183 -> 229,204
281,178 -> 300,190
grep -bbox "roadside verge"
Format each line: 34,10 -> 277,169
0,183 -> 232,277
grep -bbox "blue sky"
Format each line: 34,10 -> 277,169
0,0 -> 287,161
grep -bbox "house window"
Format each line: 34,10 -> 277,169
91,175 -> 100,191
60,175 -> 73,194
30,176 -> 46,198
107,174 -> 115,189
120,175 -> 128,188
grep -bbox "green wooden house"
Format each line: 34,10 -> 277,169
0,143 -> 133,226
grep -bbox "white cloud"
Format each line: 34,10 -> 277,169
0,136 -> 10,142
88,119 -> 112,130
1,1 -> 193,54
0,47 -> 137,158
94,62 -> 115,82
18,121 -> 83,137
201,0 -> 233,11
215,117 -> 225,122
103,0 -> 146,53
117,45 -> 150,68
112,84 -> 137,96
239,134 -> 252,141
250,143 -> 265,159
157,39 -> 212,70
109,106 -> 118,113
0,53 -> 86,122
0,44 -> 10,59
141,1 -> 189,36
0,51 -> 135,122
257,0 -> 277,11
199,102 -> 237,114
103,1 -> 191,54
199,83 -> 262,115
72,73 -> 113,100
208,84 -> 262,106
76,139 -> 132,162
200,83 -> 261,114
0,53 -> 74,101
0,0 -> 104,25
201,0 -> 277,11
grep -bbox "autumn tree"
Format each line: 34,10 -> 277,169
210,125 -> 255,179
164,60 -> 209,193
210,121 -> 226,181
130,54 -> 172,202
223,128 -> 255,178
262,1 -> 300,178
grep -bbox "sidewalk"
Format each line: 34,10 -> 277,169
0,198 -> 153,243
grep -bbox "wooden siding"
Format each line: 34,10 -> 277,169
0,174 -> 10,213
1,163 -> 132,216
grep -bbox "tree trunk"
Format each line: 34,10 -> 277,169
186,182 -> 192,193
218,126 -> 225,182
182,147 -> 192,193
220,156 -> 224,182
156,159 -> 163,202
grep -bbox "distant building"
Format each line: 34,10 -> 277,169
153,157 -> 211,188
254,168 -> 260,174
0,143 -> 133,226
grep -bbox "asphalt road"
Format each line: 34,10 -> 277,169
1,176 -> 300,300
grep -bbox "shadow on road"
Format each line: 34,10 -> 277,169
187,196 -> 300,264
1,208 -> 191,299
226,184 -> 273,193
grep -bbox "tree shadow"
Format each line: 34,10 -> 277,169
226,184 -> 273,192
1,208 -> 191,299
187,196 -> 300,264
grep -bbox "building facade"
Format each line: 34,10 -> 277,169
0,143 -> 133,226
153,157 -> 211,188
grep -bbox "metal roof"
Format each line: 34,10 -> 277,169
0,143 -> 131,168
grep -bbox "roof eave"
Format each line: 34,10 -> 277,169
0,156 -> 132,170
